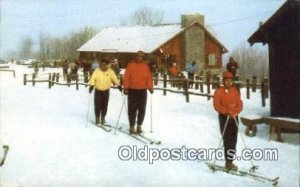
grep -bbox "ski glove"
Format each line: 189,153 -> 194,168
117,85 -> 123,93
89,86 -> 94,94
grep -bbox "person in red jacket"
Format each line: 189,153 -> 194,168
124,51 -> 154,134
226,57 -> 239,77
213,71 -> 243,171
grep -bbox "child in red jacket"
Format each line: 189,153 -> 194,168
213,71 -> 243,171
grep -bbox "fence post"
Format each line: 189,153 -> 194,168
261,80 -> 266,107
23,74 -> 27,86
48,73 -> 52,89
120,75 -> 124,86
246,79 -> 250,99
252,76 -> 257,92
32,73 -> 36,86
212,75 -> 218,89
200,76 -> 204,93
163,74 -> 167,96
207,76 -> 211,100
184,78 -> 190,103
56,73 -> 60,83
195,75 -> 199,90
67,74 -> 71,87
154,72 -> 158,86
76,74 -> 79,91
84,72 -> 89,84
51,72 -> 56,86
264,77 -> 269,99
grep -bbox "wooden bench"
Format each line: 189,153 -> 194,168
240,115 -> 264,137
263,117 -> 300,142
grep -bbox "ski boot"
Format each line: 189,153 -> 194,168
129,126 -> 137,134
136,125 -> 143,134
225,161 -> 238,171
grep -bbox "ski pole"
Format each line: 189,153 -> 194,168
85,93 -> 91,128
233,117 -> 258,172
114,94 -> 126,135
150,93 -> 153,133
212,116 -> 230,168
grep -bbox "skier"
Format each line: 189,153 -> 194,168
89,59 -> 122,125
226,57 -> 239,77
123,51 -> 154,134
110,59 -> 120,76
186,61 -> 197,88
213,71 -> 243,171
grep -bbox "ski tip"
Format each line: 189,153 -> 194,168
3,145 -> 9,150
272,181 -> 279,186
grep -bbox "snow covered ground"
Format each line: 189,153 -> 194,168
0,66 -> 299,187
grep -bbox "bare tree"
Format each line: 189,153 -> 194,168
20,36 -> 33,58
121,7 -> 164,26
38,26 -> 98,61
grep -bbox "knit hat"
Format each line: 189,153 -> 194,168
223,71 -> 233,79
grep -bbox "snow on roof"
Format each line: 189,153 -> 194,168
77,25 -> 183,53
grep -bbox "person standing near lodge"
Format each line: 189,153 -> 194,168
226,57 -> 239,77
186,61 -> 197,88
89,59 -> 122,125
168,62 -> 179,76
213,71 -> 243,171
91,57 -> 100,73
110,59 -> 120,76
123,51 -> 154,134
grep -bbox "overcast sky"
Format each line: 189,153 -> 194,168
0,0 -> 286,58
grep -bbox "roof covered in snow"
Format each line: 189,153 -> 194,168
78,23 -> 228,53
77,25 -> 184,53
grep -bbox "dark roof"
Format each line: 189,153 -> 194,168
248,0 -> 300,45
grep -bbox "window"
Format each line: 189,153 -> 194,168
208,54 -> 216,66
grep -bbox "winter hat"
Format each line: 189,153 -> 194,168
100,59 -> 109,64
223,71 -> 233,79
137,50 -> 145,57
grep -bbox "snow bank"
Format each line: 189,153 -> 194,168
0,66 -> 299,187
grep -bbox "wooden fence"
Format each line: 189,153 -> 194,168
23,72 -> 269,107
0,68 -> 16,78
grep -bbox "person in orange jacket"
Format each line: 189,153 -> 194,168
213,71 -> 243,171
168,62 -> 179,76
123,51 -> 154,134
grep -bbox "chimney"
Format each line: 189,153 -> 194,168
181,13 -> 205,28
181,14 -> 205,71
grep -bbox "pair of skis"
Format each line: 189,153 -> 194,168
205,162 -> 279,186
94,123 -> 161,145
94,123 -> 112,132
118,126 -> 161,145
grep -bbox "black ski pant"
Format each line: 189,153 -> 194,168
94,89 -> 110,120
128,89 -> 147,127
188,72 -> 194,88
219,114 -> 238,162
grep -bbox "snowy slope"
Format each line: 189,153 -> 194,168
0,66 -> 299,187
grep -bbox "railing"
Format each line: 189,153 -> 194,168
0,67 -> 16,78
23,72 -> 269,107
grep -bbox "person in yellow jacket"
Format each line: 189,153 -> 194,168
89,59 -> 122,125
